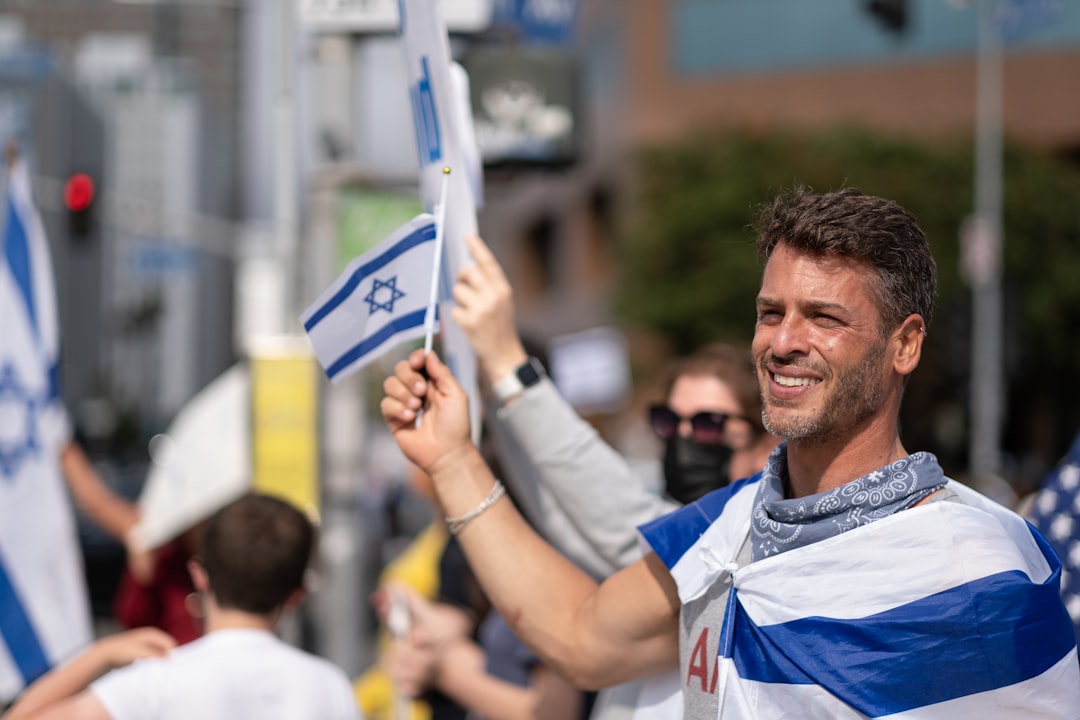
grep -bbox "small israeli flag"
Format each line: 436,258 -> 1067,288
302,214 -> 438,383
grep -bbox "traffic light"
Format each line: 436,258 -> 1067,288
865,0 -> 907,34
63,172 -> 96,240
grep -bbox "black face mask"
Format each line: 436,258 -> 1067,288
662,435 -> 734,505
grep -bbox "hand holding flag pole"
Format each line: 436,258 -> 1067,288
416,166 -> 451,428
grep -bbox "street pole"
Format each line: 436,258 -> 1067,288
968,0 -> 1005,481
277,0 -> 298,324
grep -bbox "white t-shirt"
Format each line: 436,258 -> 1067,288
91,628 -> 361,720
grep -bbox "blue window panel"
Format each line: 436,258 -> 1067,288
672,0 -> 1080,78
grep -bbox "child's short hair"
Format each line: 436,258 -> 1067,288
201,493 -> 315,614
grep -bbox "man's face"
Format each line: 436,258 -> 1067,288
752,243 -> 891,445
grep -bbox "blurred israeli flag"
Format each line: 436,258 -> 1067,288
0,156 -> 91,704
400,0 -> 483,442
302,214 -> 438,383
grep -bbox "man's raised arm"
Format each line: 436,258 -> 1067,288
451,234 -> 675,576
381,349 -> 681,689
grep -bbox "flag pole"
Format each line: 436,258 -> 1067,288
423,166 -> 451,354
386,587 -> 412,720
416,167 -> 451,428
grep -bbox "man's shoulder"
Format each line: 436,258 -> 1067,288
162,629 -> 343,679
638,473 -> 762,572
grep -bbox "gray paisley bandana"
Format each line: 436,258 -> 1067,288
751,443 -> 947,561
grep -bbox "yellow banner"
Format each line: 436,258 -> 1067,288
250,338 -> 320,521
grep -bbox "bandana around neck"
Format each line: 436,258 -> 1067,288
750,443 -> 947,561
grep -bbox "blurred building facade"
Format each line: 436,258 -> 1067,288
0,1 -> 243,446
484,0 -> 1080,345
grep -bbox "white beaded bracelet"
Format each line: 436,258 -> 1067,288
446,480 -> 507,536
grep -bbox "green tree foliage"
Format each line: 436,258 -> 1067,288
615,129 -> 1080,480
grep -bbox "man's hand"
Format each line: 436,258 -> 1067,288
380,587 -> 476,699
2,628 -> 176,719
381,350 -> 472,474
123,528 -> 157,586
95,628 -> 176,670
450,235 -> 528,385
384,629 -> 439,699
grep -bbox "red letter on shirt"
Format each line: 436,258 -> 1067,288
687,628 -> 711,691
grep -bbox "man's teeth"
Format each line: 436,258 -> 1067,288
774,374 -> 819,388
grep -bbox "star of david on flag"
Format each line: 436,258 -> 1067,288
365,276 -> 407,315
0,361 -> 41,480
1026,430 -> 1080,645
302,214 -> 439,383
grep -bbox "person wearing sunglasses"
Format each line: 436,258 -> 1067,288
647,345 -> 779,506
448,234 -> 776,719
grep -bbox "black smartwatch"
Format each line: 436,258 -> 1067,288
492,357 -> 546,404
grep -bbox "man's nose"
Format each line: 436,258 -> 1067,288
768,315 -> 811,357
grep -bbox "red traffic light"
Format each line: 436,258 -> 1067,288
64,173 -> 95,212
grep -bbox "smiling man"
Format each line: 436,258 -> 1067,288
381,187 -> 1080,718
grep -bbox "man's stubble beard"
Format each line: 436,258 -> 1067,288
760,338 -> 888,447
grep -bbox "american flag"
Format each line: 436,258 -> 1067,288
1027,432 -> 1080,644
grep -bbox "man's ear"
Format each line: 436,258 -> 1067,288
284,587 -> 306,610
188,558 -> 209,594
892,314 -> 926,377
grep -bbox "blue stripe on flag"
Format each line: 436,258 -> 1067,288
326,308 -> 430,381
730,541 -> 1074,715
0,549 -> 50,686
3,194 -> 37,340
639,472 -> 762,569
47,361 -> 60,403
303,223 -> 436,333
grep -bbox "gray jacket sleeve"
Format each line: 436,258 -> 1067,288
485,377 -> 677,579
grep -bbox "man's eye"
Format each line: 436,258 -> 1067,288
757,310 -> 781,323
814,314 -> 841,326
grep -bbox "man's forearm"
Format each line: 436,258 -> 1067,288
427,446 -> 680,689
4,643 -> 111,718
61,442 -> 138,543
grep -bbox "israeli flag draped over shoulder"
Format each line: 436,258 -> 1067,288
302,214 -> 438,383
641,478 -> 1080,718
0,158 -> 91,704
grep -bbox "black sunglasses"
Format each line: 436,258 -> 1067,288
648,404 -> 742,445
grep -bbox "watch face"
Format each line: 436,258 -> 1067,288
518,358 -> 543,387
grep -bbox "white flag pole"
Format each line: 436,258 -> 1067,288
416,167 -> 451,428
386,588 -> 412,720
423,166 -> 451,354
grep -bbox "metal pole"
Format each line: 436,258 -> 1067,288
308,169 -> 370,678
276,0 -> 298,324
969,0 -> 1005,481
273,0 -> 301,651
